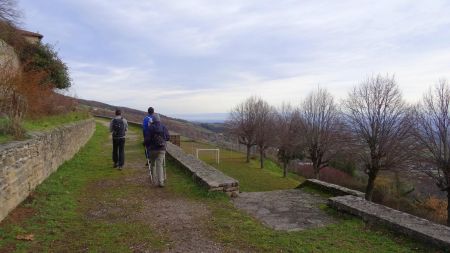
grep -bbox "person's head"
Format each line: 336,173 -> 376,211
148,107 -> 154,115
153,113 -> 161,122
115,109 -> 122,116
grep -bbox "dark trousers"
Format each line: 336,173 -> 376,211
112,138 -> 125,166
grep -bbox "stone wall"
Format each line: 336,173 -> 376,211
299,179 -> 365,198
328,195 -> 450,249
166,142 -> 239,196
0,119 -> 96,222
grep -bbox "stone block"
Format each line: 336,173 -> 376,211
299,179 -> 365,198
328,195 -> 450,250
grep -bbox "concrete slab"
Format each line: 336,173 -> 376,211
233,189 -> 337,231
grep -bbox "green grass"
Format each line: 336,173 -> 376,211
165,155 -> 434,253
0,123 -> 165,252
0,119 -> 437,252
0,111 -> 92,144
0,118 -> 13,144
181,140 -> 303,192
22,111 -> 91,132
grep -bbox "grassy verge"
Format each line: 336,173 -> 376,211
0,111 -> 92,144
0,120 -> 437,252
166,159 -> 434,252
0,123 -> 165,252
181,139 -> 303,192
22,110 -> 91,132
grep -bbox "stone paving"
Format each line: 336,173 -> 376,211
233,189 -> 337,231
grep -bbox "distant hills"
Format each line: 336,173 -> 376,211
77,98 -> 226,142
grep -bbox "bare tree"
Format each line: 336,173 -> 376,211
276,103 -> 302,177
297,87 -> 341,179
0,0 -> 21,24
227,96 -> 260,162
343,74 -> 413,201
413,79 -> 450,226
254,98 -> 276,169
0,59 -> 26,138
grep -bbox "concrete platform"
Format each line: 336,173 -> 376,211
233,189 -> 337,231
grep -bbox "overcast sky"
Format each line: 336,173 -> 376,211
19,0 -> 450,117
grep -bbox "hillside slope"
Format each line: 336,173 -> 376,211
77,98 -> 223,142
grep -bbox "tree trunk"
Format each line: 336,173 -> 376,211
447,190 -> 450,226
313,163 -> 320,180
260,148 -> 264,169
365,172 -> 376,201
246,145 -> 251,163
283,161 -> 287,178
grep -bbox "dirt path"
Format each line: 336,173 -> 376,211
91,120 -> 230,252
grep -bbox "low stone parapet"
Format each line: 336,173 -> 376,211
166,142 -> 239,195
328,195 -> 450,249
299,179 -> 365,198
0,119 -> 96,222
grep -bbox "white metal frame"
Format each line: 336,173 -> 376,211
196,148 -> 220,164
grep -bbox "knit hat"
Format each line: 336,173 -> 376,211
153,113 -> 161,122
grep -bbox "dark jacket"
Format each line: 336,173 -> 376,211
144,122 -> 170,151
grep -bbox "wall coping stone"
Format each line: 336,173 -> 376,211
299,179 -> 365,198
328,195 -> 450,249
166,142 -> 239,195
0,119 -> 94,153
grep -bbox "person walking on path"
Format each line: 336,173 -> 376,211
110,109 -> 128,170
142,107 -> 154,165
144,113 -> 170,187
142,107 -> 154,136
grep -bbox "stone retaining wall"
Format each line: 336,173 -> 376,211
0,119 -> 96,222
299,179 -> 365,198
328,195 -> 450,249
166,142 -> 239,195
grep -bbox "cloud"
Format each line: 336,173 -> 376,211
19,0 -> 450,115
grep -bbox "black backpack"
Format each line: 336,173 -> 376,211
152,126 -> 166,147
112,118 -> 125,138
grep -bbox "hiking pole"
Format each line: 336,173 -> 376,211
163,155 -> 167,181
145,146 -> 153,184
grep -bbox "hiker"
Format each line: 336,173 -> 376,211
142,107 -> 154,136
142,107 -> 154,165
144,113 -> 170,187
110,109 -> 128,170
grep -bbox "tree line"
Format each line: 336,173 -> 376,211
227,74 -> 450,226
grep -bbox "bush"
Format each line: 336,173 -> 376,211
0,21 -> 74,138
21,42 -> 71,89
329,154 -> 357,176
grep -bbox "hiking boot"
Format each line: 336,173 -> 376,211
118,166 -> 123,170
113,164 -> 118,168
